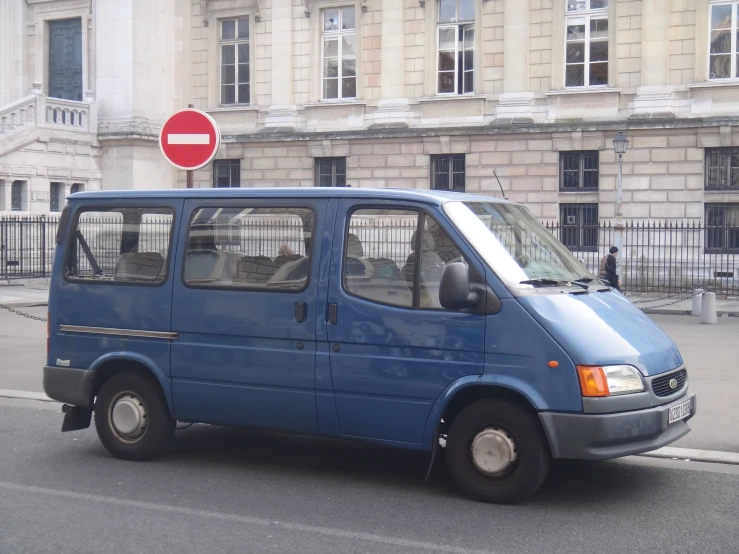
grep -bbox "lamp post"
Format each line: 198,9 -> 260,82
612,132 -> 629,276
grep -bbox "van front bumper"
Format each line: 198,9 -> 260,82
539,393 -> 697,460
43,366 -> 94,409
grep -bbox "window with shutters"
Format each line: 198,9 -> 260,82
315,158 -> 347,187
431,155 -> 465,192
560,151 -> 599,191
560,203 -> 598,251
705,203 -> 739,253
213,160 -> 241,188
220,18 -> 250,105
705,147 -> 739,190
48,18 -> 83,101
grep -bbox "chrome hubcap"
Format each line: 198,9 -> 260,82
470,428 -> 518,476
110,393 -> 147,442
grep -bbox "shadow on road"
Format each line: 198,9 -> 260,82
116,424 -> 668,506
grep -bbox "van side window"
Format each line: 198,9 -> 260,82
65,207 -> 173,284
183,206 -> 315,292
343,209 -> 479,310
343,209 -> 419,308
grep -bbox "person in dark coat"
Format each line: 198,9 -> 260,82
600,246 -> 621,292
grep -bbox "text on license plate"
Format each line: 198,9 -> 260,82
668,400 -> 692,424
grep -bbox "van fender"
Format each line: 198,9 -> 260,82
88,352 -> 174,416
421,374 -> 548,450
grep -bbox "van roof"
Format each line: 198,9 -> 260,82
70,187 -> 511,205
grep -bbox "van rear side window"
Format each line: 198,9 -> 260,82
64,207 -> 174,285
183,206 -> 315,292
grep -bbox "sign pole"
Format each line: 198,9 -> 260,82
186,104 -> 195,189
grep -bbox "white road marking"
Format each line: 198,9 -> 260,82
0,481 -> 498,554
167,133 -> 210,145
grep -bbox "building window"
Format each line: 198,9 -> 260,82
437,0 -> 475,94
70,183 -> 83,194
431,155 -> 465,192
560,151 -> 599,191
709,2 -> 738,79
322,8 -> 356,100
565,0 -> 609,87
50,183 -> 61,212
11,181 -> 24,211
213,160 -> 241,188
315,158 -> 347,187
705,203 -> 739,253
220,18 -> 250,105
48,18 -> 83,101
706,147 -> 739,190
560,203 -> 598,252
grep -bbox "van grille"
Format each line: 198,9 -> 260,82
652,369 -> 687,397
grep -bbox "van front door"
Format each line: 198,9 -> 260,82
171,199 -> 326,432
326,200 -> 486,445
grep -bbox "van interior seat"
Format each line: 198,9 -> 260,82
234,255 -> 280,284
114,252 -> 166,282
184,250 -> 227,282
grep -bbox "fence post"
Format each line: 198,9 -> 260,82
40,216 -> 47,278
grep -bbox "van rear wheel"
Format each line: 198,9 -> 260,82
94,372 -> 174,461
445,399 -> 550,504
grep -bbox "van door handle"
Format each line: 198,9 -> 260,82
294,302 -> 307,323
328,303 -> 338,325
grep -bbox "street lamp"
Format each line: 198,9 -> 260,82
612,132 -> 629,279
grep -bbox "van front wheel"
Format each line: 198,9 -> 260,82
445,399 -> 551,504
94,372 -> 174,461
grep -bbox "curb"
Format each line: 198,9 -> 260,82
641,309 -> 739,317
639,446 -> 739,466
0,389 -> 57,403
0,302 -> 48,309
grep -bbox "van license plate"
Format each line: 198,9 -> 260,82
668,400 -> 691,424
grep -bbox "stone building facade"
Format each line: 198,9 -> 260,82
1,0 -> 738,253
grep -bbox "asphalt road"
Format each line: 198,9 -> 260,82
1,307 -> 737,452
1,399 -> 739,554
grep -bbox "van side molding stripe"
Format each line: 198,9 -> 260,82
59,325 -> 179,340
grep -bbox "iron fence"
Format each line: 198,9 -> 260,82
1,214 -> 737,296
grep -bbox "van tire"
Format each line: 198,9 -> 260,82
445,399 -> 550,504
94,372 -> 174,461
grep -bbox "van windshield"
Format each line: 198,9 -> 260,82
444,201 -> 594,288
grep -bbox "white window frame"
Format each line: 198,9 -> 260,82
436,0 -> 475,96
708,1 -> 739,80
564,0 -> 609,88
436,24 -> 475,95
321,7 -> 357,100
219,17 -> 250,106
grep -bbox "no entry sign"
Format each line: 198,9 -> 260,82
159,109 -> 221,171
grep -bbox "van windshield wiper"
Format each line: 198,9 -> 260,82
573,277 -> 594,283
520,278 -> 589,290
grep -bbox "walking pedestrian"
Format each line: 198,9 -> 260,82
600,246 -> 621,292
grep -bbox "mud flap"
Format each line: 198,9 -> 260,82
61,405 -> 92,432
424,425 -> 442,483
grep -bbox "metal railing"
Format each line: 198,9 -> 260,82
1,215 -> 737,296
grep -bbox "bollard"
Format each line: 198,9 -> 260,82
700,292 -> 717,325
692,289 -> 704,316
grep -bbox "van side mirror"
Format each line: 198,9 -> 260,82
439,262 -> 479,310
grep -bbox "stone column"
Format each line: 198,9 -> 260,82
265,0 -> 297,129
497,0 -> 534,120
634,0 -> 675,115
371,0 -> 409,127
0,0 -> 24,104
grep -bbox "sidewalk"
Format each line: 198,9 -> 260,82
1,281 -> 738,316
0,282 -> 50,307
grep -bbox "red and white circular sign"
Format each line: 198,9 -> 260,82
159,109 -> 221,170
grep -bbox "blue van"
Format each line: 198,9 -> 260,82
44,188 -> 695,503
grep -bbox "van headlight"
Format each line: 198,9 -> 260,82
576,365 -> 645,397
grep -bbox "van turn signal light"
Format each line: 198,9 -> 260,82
548,360 -> 559,368
576,366 -> 610,397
